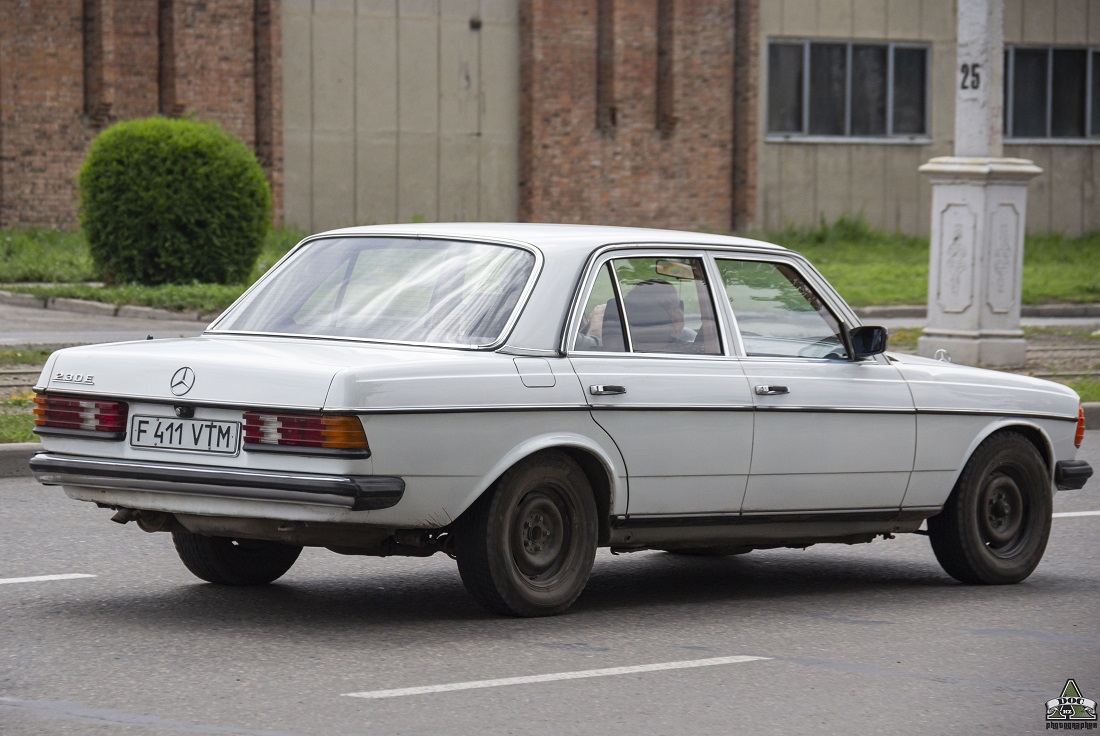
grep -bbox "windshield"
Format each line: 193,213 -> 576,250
212,237 -> 537,347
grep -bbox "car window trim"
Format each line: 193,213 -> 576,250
565,246 -> 728,358
206,234 -> 545,351
709,252 -> 862,363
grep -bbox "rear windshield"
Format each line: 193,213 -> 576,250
211,237 -> 537,347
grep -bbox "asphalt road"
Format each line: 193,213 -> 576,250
2,435 -> 1098,736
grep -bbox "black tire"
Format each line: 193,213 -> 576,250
928,432 -> 1051,585
456,451 -> 598,617
171,531 -> 303,586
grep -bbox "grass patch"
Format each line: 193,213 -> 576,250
0,226 -> 305,286
0,227 -> 306,313
0,392 -> 36,444
884,327 -> 921,353
1021,232 -> 1100,304
0,229 -> 94,282
5,282 -> 246,314
1,220 -> 1098,312
1065,378 -> 1100,403
764,216 -> 929,307
0,349 -> 53,368
762,215 -> 1100,308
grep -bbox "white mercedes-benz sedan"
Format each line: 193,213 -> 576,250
30,224 -> 1093,616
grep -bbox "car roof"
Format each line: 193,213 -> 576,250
315,222 -> 787,257
303,223 -> 792,353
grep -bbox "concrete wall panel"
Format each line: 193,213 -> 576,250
885,0 -> 920,39
779,145 -> 817,225
781,0 -> 819,36
1021,0 -> 1056,43
815,146 -> 851,223
1003,0 -> 1023,43
760,0 -> 783,35
1090,0 -> 1100,44
282,5 -> 313,228
310,3 -> 356,229
853,0 -> 887,38
885,146 -> 925,233
920,0 -> 955,41
1049,147 -> 1085,234
283,0 -> 520,231
1054,0 -> 1089,44
760,144 -> 784,230
355,10 -> 398,224
817,0 -> 854,37
1085,149 -> 1100,232
850,145 -> 887,228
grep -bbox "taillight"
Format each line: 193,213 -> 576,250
243,412 -> 370,456
33,394 -> 128,439
1076,404 -> 1086,449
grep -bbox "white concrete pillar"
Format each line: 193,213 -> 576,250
917,0 -> 1040,368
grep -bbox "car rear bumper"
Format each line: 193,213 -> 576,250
29,452 -> 404,511
1055,460 -> 1094,491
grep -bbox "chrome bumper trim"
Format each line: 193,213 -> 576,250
29,453 -> 404,512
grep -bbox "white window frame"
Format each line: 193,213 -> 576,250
765,38 -> 931,144
1004,45 -> 1100,144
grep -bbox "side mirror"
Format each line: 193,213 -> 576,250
849,325 -> 888,359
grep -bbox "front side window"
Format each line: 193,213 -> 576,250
212,237 -> 535,347
716,259 -> 848,360
767,39 -> 928,138
1005,46 -> 1099,140
574,256 -> 720,355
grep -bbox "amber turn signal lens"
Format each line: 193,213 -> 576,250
1076,404 -> 1086,449
243,412 -> 369,452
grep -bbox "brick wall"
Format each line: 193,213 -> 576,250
0,0 -> 282,228
520,0 -> 754,232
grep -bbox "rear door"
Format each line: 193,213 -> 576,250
568,251 -> 755,517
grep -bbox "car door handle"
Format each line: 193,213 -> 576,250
755,385 -> 790,396
589,384 -> 627,396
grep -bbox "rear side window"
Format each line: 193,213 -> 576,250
574,256 -> 721,355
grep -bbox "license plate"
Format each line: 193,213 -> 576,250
129,415 -> 241,455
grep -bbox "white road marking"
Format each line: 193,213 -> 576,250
343,655 -> 771,700
1053,510 -> 1100,518
0,573 -> 96,586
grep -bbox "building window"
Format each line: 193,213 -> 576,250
1005,46 -> 1099,140
767,40 -> 928,139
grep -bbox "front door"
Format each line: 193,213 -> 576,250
713,257 -> 916,514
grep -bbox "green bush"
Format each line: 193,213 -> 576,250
79,117 -> 271,285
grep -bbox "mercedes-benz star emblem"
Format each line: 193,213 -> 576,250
170,367 -> 196,396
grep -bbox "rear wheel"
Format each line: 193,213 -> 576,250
928,432 -> 1051,585
172,532 -> 303,585
456,451 -> 598,617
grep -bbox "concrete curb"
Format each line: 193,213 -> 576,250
1087,403 -> 1100,430
0,289 -> 218,322
855,304 -> 1100,320
0,442 -> 38,478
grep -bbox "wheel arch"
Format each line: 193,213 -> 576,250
947,420 -> 1055,493
452,433 -> 624,544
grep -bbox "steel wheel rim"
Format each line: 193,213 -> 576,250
978,471 -> 1026,555
510,488 -> 570,582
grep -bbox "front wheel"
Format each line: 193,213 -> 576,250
456,451 -> 598,617
172,532 -> 303,585
928,432 -> 1051,585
